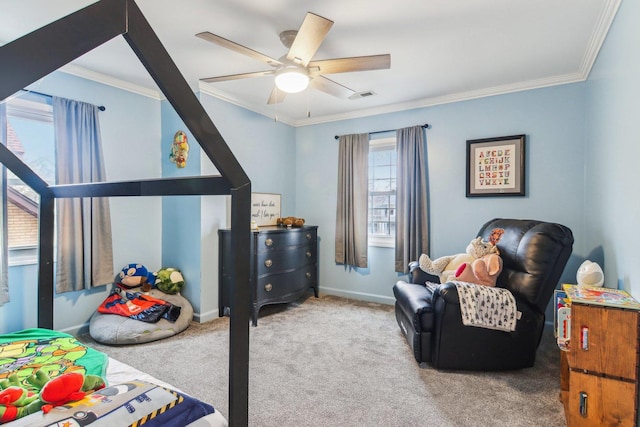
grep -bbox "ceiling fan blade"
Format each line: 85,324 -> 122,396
308,54 -> 391,75
286,13 -> 333,66
310,76 -> 355,99
267,86 -> 287,104
196,31 -> 282,67
200,70 -> 275,83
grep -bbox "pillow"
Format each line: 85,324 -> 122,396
89,290 -> 193,345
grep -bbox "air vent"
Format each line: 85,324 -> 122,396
349,90 -> 376,100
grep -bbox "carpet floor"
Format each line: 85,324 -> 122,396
81,294 -> 566,426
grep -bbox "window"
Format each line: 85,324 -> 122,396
368,137 -> 396,247
4,95 -> 54,265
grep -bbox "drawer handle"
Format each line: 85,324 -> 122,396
580,326 -> 589,351
265,238 -> 273,247
265,259 -> 272,268
306,233 -> 312,240
579,391 -> 588,417
265,283 -> 273,292
306,272 -> 312,279
306,251 -> 312,258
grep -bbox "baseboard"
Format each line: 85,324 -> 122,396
61,322 -> 90,337
319,286 -> 395,305
193,308 -> 220,323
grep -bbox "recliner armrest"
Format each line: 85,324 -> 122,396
408,261 -> 440,285
432,282 -> 460,304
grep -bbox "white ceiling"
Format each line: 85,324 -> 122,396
0,0 -> 621,126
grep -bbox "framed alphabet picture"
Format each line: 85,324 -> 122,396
251,193 -> 281,226
466,134 -> 526,197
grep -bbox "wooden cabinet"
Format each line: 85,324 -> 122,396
218,225 -> 318,326
561,303 -> 639,426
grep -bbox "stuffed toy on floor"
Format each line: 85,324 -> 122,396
117,263 -> 157,292
154,267 -> 185,294
418,237 -> 499,283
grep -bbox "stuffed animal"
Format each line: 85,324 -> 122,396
0,371 -> 105,423
154,267 -> 185,294
117,263 -> 157,292
454,253 -> 503,287
169,130 -> 190,168
418,237 -> 499,283
276,217 -> 305,227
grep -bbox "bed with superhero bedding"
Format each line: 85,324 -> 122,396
0,329 -> 227,426
0,1 -> 252,425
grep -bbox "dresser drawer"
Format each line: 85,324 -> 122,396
257,266 -> 317,301
256,228 -> 317,251
568,304 -> 639,380
566,371 -> 635,426
256,244 -> 317,275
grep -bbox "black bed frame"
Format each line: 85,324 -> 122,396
0,1 -> 251,425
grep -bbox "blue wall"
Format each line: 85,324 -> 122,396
584,0 -> 640,295
296,84 -> 586,303
4,0 -> 640,333
197,94 -> 297,321
158,94 -> 298,323
160,101 -> 203,317
0,72 -> 162,334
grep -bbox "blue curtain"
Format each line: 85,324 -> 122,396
53,97 -> 113,292
395,126 -> 428,273
0,102 -> 8,305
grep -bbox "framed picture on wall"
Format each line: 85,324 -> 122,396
251,193 -> 281,226
466,134 -> 526,197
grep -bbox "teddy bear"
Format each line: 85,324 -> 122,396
454,253 -> 503,287
418,237 -> 499,283
276,217 -> 305,227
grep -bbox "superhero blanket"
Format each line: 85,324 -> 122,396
0,329 -> 222,426
0,329 -> 108,424
0,329 -> 107,390
97,286 -> 181,323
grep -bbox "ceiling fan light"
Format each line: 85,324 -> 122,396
275,67 -> 309,93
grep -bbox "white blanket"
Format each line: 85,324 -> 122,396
454,281 -> 518,332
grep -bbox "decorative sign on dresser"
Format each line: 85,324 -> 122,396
218,225 -> 318,326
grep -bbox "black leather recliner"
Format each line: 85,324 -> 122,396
393,218 -> 574,370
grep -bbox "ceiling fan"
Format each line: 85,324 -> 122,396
196,12 -> 390,104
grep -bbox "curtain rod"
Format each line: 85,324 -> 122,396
334,123 -> 430,140
20,89 -> 106,111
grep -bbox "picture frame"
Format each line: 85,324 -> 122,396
251,192 -> 281,226
466,134 -> 526,197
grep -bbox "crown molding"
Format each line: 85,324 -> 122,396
293,72 -> 586,126
578,0 -> 622,79
3,0 -> 620,127
60,63 -> 164,100
199,71 -> 586,127
198,83 -> 297,126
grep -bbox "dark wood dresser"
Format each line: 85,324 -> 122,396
218,225 -> 318,325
